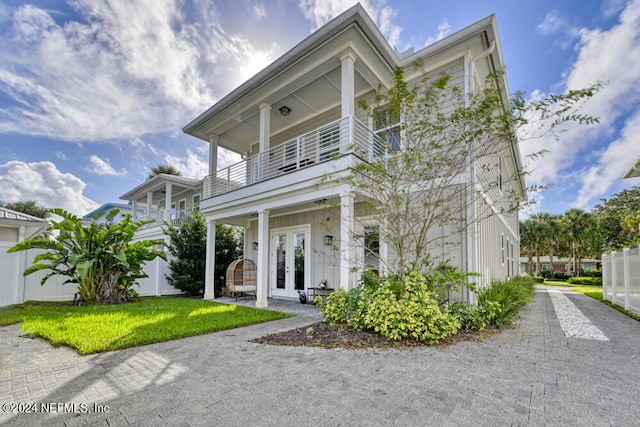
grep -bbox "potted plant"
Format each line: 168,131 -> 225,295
319,279 -> 328,289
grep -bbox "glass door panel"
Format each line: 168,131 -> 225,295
293,232 -> 305,291
275,234 -> 286,289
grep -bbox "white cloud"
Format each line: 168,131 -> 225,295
164,149 -> 209,179
299,0 -> 402,47
521,0 -> 640,210
0,1 -> 277,143
253,4 -> 266,19
537,10 -> 570,35
86,155 -> 125,176
423,19 -> 451,47
0,160 -> 99,215
164,147 -> 242,179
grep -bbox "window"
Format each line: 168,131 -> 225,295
501,234 -> 505,265
364,225 -> 380,273
506,238 -> 510,277
373,104 -> 401,155
193,194 -> 200,212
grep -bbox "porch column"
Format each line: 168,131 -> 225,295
204,219 -> 217,299
208,136 -> 218,199
164,183 -> 172,223
18,225 -> 25,242
340,51 -> 356,118
209,136 -> 218,175
132,200 -> 138,219
258,104 -> 271,181
340,192 -> 355,290
256,209 -> 270,308
146,191 -> 153,221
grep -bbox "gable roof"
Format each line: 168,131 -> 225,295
0,207 -> 49,240
623,153 -> 640,179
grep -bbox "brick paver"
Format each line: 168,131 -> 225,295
1,288 -> 639,426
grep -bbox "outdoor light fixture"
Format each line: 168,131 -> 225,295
252,241 -> 259,250
314,198 -> 327,205
279,106 -> 292,116
324,235 -> 333,246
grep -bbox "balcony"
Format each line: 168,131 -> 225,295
203,116 -> 383,199
135,209 -> 198,229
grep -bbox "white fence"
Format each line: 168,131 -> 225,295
602,245 -> 640,316
0,242 -> 180,307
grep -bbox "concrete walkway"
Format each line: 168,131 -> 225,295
1,288 -> 639,426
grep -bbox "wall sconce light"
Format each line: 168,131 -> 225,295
279,106 -> 292,116
252,241 -> 259,250
324,235 -> 333,246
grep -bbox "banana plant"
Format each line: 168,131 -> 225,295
9,208 -> 166,304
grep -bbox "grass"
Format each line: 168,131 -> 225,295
537,280 -> 640,323
0,297 -> 290,355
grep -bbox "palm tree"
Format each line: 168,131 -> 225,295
562,208 -> 595,277
147,165 -> 182,180
531,213 -> 566,272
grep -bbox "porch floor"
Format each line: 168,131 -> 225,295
210,296 -> 322,318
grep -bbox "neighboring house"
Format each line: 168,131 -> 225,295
119,174 -> 203,241
623,153 -> 640,179
182,5 -> 524,307
83,202 -> 142,225
0,207 -> 49,243
520,256 -> 600,276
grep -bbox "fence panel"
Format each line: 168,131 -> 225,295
604,246 -> 640,316
0,245 -> 178,306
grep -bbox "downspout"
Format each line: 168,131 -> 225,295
465,39 -> 495,304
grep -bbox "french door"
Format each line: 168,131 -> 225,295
270,226 -> 310,298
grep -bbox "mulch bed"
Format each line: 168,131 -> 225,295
249,321 -> 500,350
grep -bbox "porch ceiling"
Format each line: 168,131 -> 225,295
204,66 -> 376,155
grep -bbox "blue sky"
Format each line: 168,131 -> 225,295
0,0 -> 638,216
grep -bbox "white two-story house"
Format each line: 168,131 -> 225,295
183,4 -> 524,307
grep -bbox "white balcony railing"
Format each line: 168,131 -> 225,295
136,209 -> 198,229
204,116 -> 384,198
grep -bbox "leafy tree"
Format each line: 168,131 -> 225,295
342,65 -> 599,287
8,209 -> 165,304
148,164 -> 182,180
164,213 -> 242,296
593,186 -> 640,251
0,200 -> 50,219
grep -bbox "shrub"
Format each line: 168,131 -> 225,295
321,271 -> 460,344
478,276 -> 535,327
552,271 -> 569,281
582,270 -> 602,278
540,270 -> 553,279
532,276 -> 545,283
567,276 -> 602,286
448,302 -> 487,332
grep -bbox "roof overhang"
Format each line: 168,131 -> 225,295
182,4 -> 398,154
120,174 -> 202,203
623,153 -> 640,179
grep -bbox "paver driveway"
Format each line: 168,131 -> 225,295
1,288 -> 639,426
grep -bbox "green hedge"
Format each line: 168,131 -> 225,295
567,276 -> 602,286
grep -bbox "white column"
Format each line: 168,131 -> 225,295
132,200 -> 138,219
340,192 -> 355,290
164,183 -> 173,223
259,104 -> 271,181
204,219 -> 217,299
18,225 -> 25,242
256,209 -> 270,308
146,191 -> 153,221
340,52 -> 356,118
209,136 -> 218,175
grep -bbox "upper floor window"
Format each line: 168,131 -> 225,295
373,104 -> 401,155
193,194 -> 200,212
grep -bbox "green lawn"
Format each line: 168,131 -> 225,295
0,297 -> 290,355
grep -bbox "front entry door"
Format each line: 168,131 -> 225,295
271,226 -> 310,298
